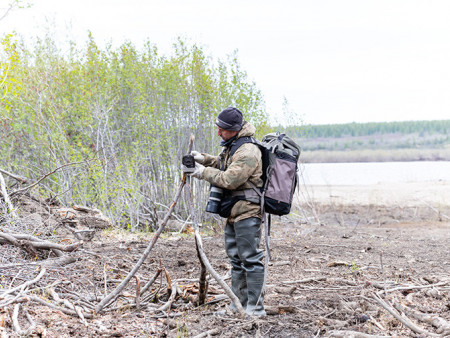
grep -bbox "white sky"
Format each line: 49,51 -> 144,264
2,0 -> 450,125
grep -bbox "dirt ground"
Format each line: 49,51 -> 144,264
1,181 -> 449,337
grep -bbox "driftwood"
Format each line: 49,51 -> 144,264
0,232 -> 81,254
393,301 -> 450,335
12,304 -> 36,336
372,293 -> 439,337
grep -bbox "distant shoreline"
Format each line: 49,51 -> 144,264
301,147 -> 450,163
298,181 -> 450,208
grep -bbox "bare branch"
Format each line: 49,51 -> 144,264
1,266 -> 46,297
10,161 -> 86,197
0,168 -> 28,183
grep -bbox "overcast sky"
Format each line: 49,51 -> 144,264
2,0 -> 450,125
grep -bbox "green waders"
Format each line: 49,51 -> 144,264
224,217 -> 266,316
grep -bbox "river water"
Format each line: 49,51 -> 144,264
300,161 -> 450,185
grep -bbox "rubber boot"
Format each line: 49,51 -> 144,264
233,218 -> 265,316
225,217 -> 265,315
225,223 -> 248,312
245,271 -> 266,316
229,270 -> 248,312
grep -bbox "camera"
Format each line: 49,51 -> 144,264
205,185 -> 224,214
182,154 -> 195,173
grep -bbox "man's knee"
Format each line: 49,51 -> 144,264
234,217 -> 264,271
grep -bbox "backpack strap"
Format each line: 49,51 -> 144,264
228,136 -> 254,158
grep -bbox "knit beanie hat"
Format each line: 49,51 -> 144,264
215,107 -> 243,131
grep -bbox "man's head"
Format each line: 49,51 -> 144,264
216,107 -> 243,141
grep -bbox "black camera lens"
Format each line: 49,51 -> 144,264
205,186 -> 223,214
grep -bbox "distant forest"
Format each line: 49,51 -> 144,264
285,120 -> 450,153
287,120 -> 450,139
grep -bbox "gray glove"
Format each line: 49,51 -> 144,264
191,151 -> 205,164
189,162 -> 205,179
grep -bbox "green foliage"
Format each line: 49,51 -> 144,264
0,33 -> 267,230
0,34 -> 21,107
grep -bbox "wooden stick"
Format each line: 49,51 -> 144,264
282,277 -> 327,285
2,233 -> 65,256
12,304 -> 23,335
139,268 -> 163,296
372,293 -> 438,337
328,331 -> 390,338
185,171 -> 246,317
157,280 -> 178,313
94,137 -> 194,314
379,252 -> 387,294
25,295 -> 93,319
192,328 -> 221,338
12,303 -> 36,336
184,134 -> 208,305
0,233 -> 79,258
134,275 -> 141,310
195,237 -> 208,305
381,280 -> 448,294
2,267 -> 46,297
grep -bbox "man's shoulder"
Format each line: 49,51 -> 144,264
232,141 -> 261,159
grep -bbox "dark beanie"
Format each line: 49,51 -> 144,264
215,107 -> 243,131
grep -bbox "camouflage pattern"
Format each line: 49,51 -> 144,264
201,122 -> 263,224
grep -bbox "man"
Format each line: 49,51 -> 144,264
184,107 -> 266,316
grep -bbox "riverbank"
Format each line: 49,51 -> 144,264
300,180 -> 450,207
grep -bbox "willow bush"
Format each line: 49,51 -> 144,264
0,33 -> 269,230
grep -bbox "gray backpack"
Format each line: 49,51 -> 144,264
229,132 -> 301,216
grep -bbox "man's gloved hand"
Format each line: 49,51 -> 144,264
191,151 -> 205,164
190,162 -> 205,179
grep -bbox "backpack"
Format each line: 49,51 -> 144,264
229,132 -> 301,216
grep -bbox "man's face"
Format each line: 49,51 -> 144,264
217,127 -> 238,141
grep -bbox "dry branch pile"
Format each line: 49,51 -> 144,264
0,169 -> 109,335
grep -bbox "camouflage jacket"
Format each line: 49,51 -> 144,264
201,122 -> 263,224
